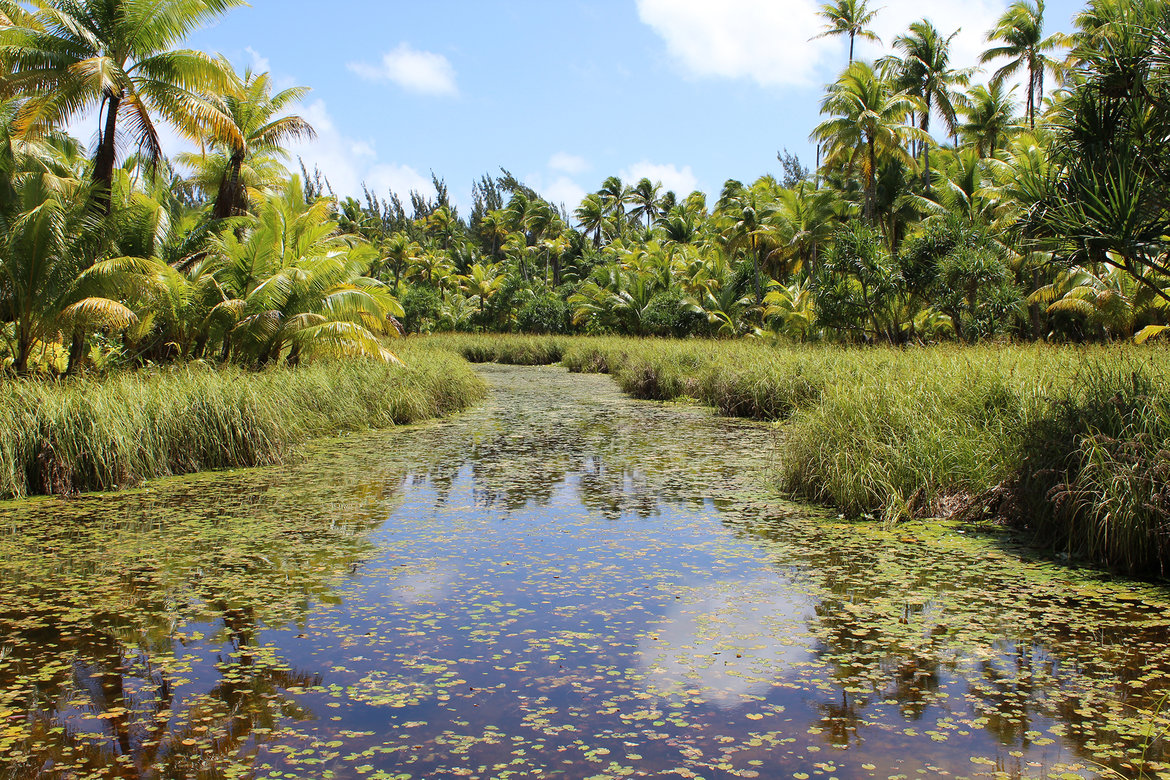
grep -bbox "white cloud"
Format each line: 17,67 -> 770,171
365,163 -> 432,202
543,176 -> 588,210
245,46 -> 270,75
637,0 -> 1011,88
620,161 -> 699,196
347,43 -> 459,97
636,0 -> 830,87
548,152 -> 590,175
287,99 -> 437,203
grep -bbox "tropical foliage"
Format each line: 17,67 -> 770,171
0,0 -> 1168,376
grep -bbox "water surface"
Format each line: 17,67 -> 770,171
1,364 -> 1168,779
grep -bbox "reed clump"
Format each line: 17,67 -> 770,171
0,346 -> 486,499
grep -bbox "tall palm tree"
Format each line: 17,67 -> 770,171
959,81 -> 1019,157
814,0 -> 883,64
881,20 -> 972,184
719,184 -> 787,303
811,61 -> 923,223
980,0 -> 1065,129
183,63 -> 315,220
574,193 -> 606,248
629,177 -> 662,232
597,175 -> 631,232
1,0 -> 244,211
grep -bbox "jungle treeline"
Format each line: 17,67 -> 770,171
0,0 -> 1167,374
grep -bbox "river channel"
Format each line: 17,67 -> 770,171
1,364 -> 1168,779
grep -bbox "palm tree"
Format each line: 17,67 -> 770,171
210,177 -> 401,365
980,0 -> 1065,129
811,61 -> 923,223
777,184 -> 841,276
814,0 -> 883,64
183,64 -> 315,220
574,193 -> 606,248
629,177 -> 662,232
0,169 -> 142,374
1,0 -> 244,212
719,183 -> 787,303
959,82 -> 1019,157
597,175 -> 631,232
881,20 -> 972,184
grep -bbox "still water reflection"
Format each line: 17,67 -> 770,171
1,364 -> 1168,779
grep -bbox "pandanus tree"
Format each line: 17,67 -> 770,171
0,0 -> 245,213
814,0 -> 882,64
812,62 -> 923,225
181,64 -> 315,220
980,0 -> 1065,129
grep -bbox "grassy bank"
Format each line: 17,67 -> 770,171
422,334 -> 1170,576
0,343 -> 486,499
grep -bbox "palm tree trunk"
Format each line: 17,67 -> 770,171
213,152 -> 246,220
14,329 -> 31,376
93,92 -> 122,214
866,138 -> 876,223
65,331 -> 85,376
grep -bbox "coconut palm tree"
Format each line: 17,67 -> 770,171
980,0 -> 1065,129
959,82 -> 1019,157
597,176 -> 630,232
719,183 -> 787,303
629,177 -> 662,233
574,193 -> 606,249
814,0 -> 883,64
1,0 -> 245,212
210,177 -> 401,365
881,20 -> 972,184
812,62 -> 923,223
181,64 -> 315,220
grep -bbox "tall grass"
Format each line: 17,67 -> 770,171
0,344 -> 486,499
425,333 -> 1170,575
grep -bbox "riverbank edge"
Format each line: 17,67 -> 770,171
0,345 -> 487,500
422,333 -> 1169,578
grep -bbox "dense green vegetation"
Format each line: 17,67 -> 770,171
0,0 -> 1167,373
0,343 -> 485,499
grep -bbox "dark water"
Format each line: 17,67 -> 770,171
1,364 -> 1169,779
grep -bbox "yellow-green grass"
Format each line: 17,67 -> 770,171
0,343 -> 486,499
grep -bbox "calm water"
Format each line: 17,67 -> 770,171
1,365 -> 1169,779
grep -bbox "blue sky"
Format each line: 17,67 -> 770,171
179,0 -> 1084,214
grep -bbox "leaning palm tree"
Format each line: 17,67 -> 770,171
181,63 -> 316,220
1,0 -> 244,211
811,61 -> 923,224
814,0 -> 883,64
980,0 -> 1065,129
